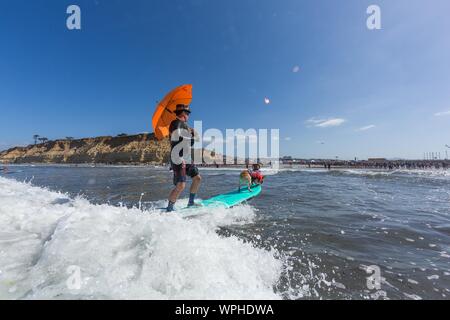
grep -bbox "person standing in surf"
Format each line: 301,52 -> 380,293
166,104 -> 202,212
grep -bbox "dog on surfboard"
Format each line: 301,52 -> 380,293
239,163 -> 264,192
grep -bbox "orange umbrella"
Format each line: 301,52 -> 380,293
152,84 -> 192,140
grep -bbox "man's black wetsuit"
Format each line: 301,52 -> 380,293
169,119 -> 199,185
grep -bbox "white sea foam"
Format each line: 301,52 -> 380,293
404,293 -> 422,300
0,177 -> 283,300
279,167 -> 450,179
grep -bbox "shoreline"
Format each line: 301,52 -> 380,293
2,162 -> 449,172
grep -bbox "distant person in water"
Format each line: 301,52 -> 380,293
166,104 -> 202,212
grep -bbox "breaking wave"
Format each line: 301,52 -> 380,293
0,177 -> 284,300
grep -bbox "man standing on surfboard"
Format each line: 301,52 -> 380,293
166,104 -> 202,212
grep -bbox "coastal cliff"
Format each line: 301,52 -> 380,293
0,134 -> 173,164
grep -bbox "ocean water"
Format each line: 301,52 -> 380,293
0,165 -> 449,300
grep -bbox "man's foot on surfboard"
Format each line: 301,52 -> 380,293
187,202 -> 203,208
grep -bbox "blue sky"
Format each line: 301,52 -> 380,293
1,0 -> 449,159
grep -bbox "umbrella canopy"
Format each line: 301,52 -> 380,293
152,84 -> 192,140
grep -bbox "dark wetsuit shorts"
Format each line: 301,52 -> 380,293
172,163 -> 199,185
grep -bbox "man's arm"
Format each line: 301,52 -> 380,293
170,120 -> 192,141
190,127 -> 200,142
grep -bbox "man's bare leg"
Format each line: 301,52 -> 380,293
188,175 -> 202,206
190,175 -> 202,194
167,182 -> 185,211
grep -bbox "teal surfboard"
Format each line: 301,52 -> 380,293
163,184 -> 262,217
199,183 -> 262,209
